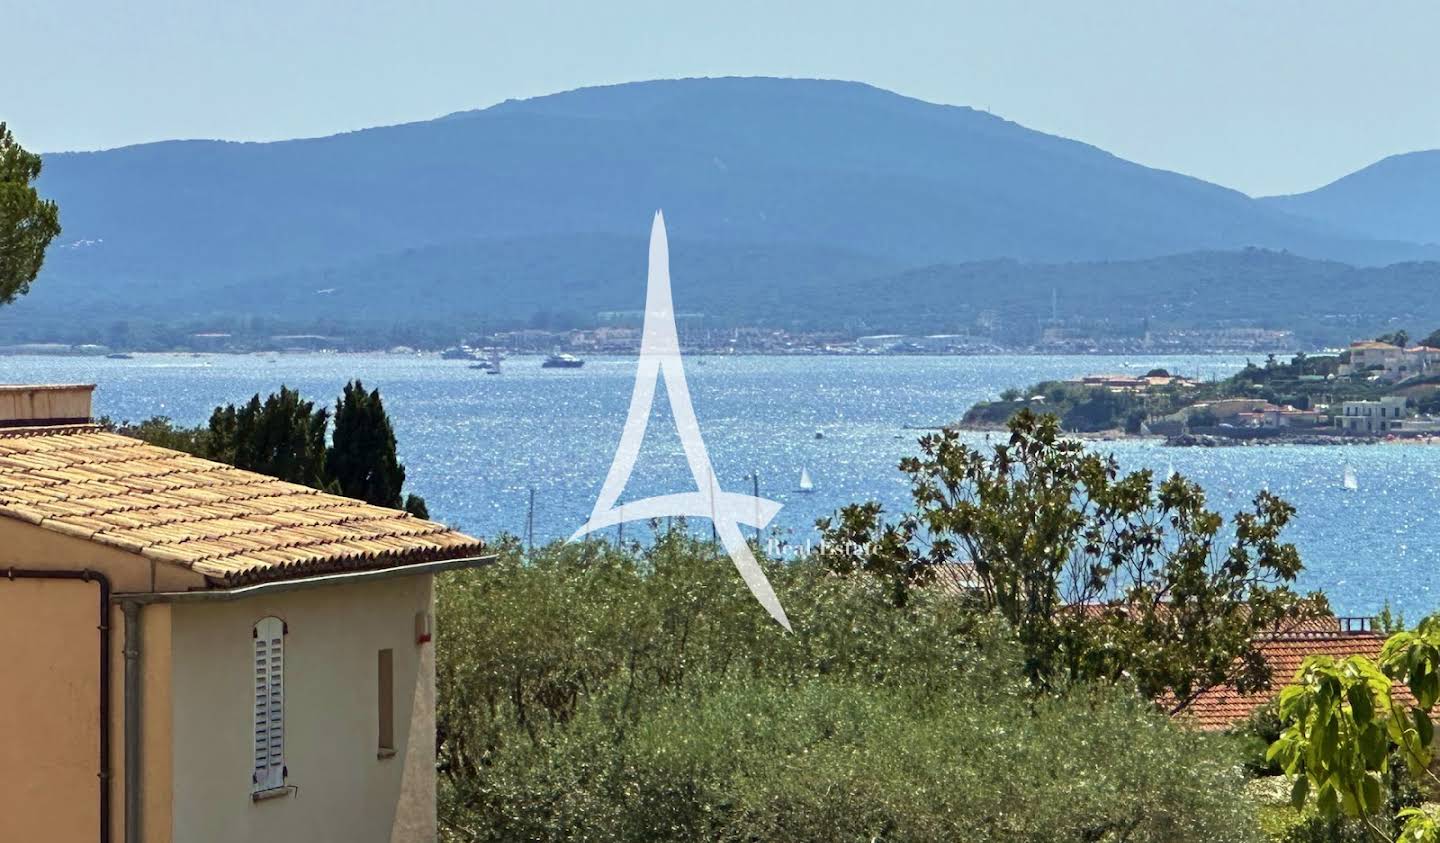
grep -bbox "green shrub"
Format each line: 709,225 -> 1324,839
436,530 -> 1262,842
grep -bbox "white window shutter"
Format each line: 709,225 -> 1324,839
252,617 -> 286,792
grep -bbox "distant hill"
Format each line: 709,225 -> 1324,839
12,76 -> 1440,341
834,250 -> 1440,344
1261,150 -> 1440,246
9,238 -> 1438,351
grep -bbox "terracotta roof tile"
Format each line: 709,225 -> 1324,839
0,425 -> 486,586
1175,631 -> 1414,731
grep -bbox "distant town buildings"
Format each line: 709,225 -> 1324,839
1339,341 -> 1440,382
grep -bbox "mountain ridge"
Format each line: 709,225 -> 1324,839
1261,149 -> 1440,246
13,76 -> 1440,343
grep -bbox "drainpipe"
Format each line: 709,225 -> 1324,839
122,600 -> 142,843
4,568 -> 112,843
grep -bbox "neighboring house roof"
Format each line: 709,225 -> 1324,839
926,561 -> 982,597
0,424 -> 486,587
1175,627 -> 1412,731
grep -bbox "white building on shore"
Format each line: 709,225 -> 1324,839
1337,396 -> 1410,433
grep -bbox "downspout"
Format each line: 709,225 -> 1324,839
4,568 -> 113,843
122,600 -> 142,843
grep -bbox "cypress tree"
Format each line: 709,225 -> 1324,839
206,386 -> 328,487
326,380 -> 417,512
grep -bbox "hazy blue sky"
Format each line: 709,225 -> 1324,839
6,0 -> 1438,196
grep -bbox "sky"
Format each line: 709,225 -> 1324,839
4,0 -> 1438,197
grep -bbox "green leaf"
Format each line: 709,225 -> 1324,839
1289,774 -> 1310,809
1316,780 -> 1338,818
1348,684 -> 1374,724
1416,709 -> 1435,747
1361,774 -> 1382,816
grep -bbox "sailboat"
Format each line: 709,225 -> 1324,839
1343,464 -> 1358,492
797,467 -> 815,493
1165,461 -> 1176,481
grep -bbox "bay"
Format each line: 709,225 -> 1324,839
4,352 -> 1435,617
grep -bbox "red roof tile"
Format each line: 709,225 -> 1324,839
1174,631 -> 1413,730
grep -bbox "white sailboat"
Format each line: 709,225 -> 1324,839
798,467 -> 815,493
1343,464 -> 1358,492
1165,461 -> 1176,481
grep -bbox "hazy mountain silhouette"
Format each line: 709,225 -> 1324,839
1261,150 -> 1440,246
18,76 -> 1440,332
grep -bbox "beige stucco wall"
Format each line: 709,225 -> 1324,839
168,574 -> 436,843
0,519 -> 192,843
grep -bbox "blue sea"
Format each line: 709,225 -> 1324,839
4,352 -> 1436,617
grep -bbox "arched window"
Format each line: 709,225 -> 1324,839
252,616 -> 286,793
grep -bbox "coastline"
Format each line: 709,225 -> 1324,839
950,422 -> 1440,447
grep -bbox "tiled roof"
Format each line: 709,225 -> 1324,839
0,425 -> 486,587
926,561 -> 982,597
1175,631 -> 1413,731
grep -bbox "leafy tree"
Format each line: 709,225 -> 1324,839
1420,329 -> 1440,349
205,386 -> 329,487
1376,330 -> 1410,348
97,415 -> 209,456
816,409 -> 1319,703
0,123 -> 61,305
1189,407 -> 1220,427
1269,618 -> 1440,842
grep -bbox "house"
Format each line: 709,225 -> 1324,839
1340,341 -> 1440,382
1234,405 -> 1327,429
1337,396 -> 1410,433
855,334 -> 906,350
1175,618 -> 1408,730
0,384 -> 491,843
925,561 -> 983,597
1075,373 -> 1199,392
1189,398 -> 1276,422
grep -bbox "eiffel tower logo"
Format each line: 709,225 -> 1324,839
571,212 -> 790,630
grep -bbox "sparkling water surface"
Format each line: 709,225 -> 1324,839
4,352 -> 1436,616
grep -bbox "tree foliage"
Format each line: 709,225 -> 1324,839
205,386 -> 329,487
816,409 -> 1320,704
437,529 -> 1262,843
116,382 -> 428,515
325,379 -> 427,515
0,123 -> 61,305
1271,619 -> 1440,842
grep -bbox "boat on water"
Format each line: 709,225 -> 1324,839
105,352 -> 133,360
470,349 -> 503,374
814,428 -> 825,440
1343,464 -> 1358,491
797,467 -> 814,493
441,346 -> 480,361
542,353 -> 585,369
